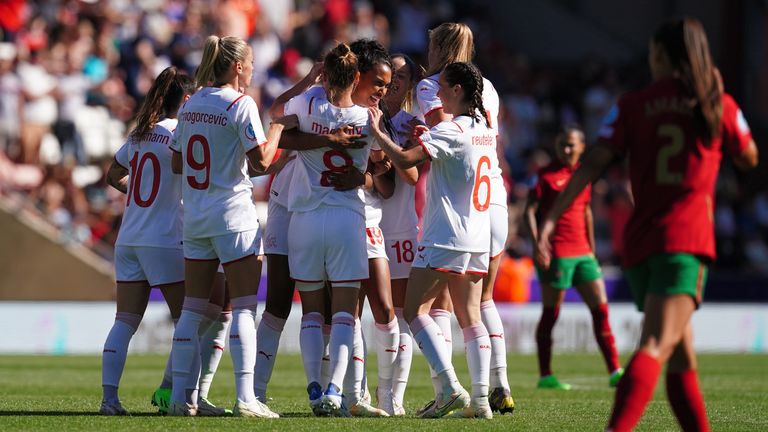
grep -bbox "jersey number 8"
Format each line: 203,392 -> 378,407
320,149 -> 354,187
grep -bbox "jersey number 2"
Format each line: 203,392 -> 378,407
127,151 -> 160,208
656,124 -> 684,185
473,156 -> 491,211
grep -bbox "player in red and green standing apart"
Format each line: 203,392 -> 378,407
536,18 -> 758,432
525,126 -> 623,391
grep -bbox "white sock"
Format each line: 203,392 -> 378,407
429,308 -> 453,355
329,312 -> 355,390
411,314 -> 461,395
392,308 -> 412,403
159,319 -> 178,389
300,312 -> 325,386
102,312 -> 141,400
374,318 -> 399,392
198,311 -> 231,400
171,298 -> 208,404
464,323 -> 492,403
481,300 -> 510,390
254,311 -> 286,400
229,295 -> 259,404
343,319 -> 365,404
321,324 -> 331,388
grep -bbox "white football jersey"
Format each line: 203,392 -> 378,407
268,153 -> 296,208
417,115 -> 494,252
284,87 -> 377,217
380,109 -> 419,238
417,72 -> 507,207
170,87 -> 266,238
115,118 -> 183,249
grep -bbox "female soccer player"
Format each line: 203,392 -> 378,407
168,35 -> 295,418
369,61 -> 498,419
377,53 -> 422,415
99,67 -> 195,416
525,126 -> 622,390
280,42 -> 379,417
535,18 -> 758,431
416,22 -> 514,415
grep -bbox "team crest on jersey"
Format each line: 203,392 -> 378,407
336,111 -> 344,120
245,123 -> 258,141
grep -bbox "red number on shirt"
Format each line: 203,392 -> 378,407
393,239 -> 414,263
656,124 -> 684,185
186,134 -> 211,190
320,149 -> 354,187
366,227 -> 384,246
472,155 -> 492,211
127,151 -> 161,208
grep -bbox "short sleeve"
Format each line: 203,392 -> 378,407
232,95 -> 268,152
721,94 -> 752,157
416,77 -> 442,119
417,121 -> 460,161
170,120 -> 183,153
596,97 -> 628,156
114,141 -> 131,169
284,91 -> 309,118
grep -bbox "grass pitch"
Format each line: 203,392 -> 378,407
0,353 -> 766,431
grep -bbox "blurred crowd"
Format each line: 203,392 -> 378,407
0,0 -> 765,272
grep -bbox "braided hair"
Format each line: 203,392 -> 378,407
442,62 -> 489,128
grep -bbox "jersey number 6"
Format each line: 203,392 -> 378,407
472,155 -> 492,211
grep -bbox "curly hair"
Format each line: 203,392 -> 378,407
349,38 -> 391,73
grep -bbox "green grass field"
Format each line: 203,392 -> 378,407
0,353 -> 766,431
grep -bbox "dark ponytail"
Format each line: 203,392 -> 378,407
653,18 -> 722,141
442,62 -> 489,128
130,67 -> 196,142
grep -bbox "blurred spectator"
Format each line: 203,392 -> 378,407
0,0 -> 762,277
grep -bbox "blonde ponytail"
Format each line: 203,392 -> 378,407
195,35 -> 250,88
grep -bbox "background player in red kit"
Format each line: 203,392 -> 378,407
525,126 -> 622,390
536,18 -> 758,432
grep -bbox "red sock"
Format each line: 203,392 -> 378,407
666,369 -> 710,432
607,351 -> 662,431
591,303 -> 621,372
536,306 -> 559,377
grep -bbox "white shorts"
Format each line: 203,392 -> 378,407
115,246 -> 184,287
289,206 -> 368,283
385,236 -> 418,279
490,204 -> 509,258
183,229 -> 260,265
366,226 -> 388,260
264,199 -> 290,255
256,220 -> 265,256
412,245 -> 489,276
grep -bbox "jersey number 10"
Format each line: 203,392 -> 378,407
127,151 -> 161,208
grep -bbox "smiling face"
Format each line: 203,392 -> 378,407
353,62 -> 392,108
383,56 -> 412,109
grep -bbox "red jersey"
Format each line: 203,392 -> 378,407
598,78 -> 752,266
533,161 -> 593,258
